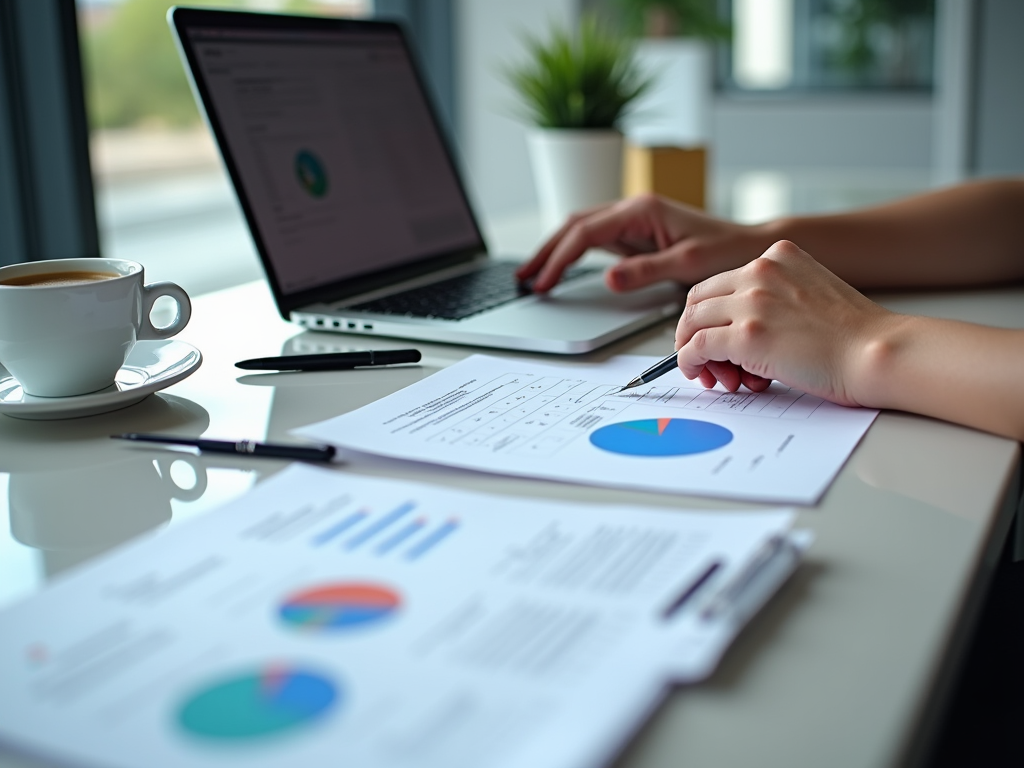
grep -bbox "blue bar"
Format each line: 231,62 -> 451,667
311,511 -> 367,546
405,519 -> 459,561
345,501 -> 416,550
376,519 -> 426,555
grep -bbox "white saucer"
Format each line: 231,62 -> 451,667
0,340 -> 202,421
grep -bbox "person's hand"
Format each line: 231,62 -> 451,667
516,194 -> 772,293
674,240 -> 898,406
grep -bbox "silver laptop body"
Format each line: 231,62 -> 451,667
170,8 -> 683,354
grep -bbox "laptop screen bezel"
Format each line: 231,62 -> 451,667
169,6 -> 490,318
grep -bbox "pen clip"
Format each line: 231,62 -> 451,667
700,535 -> 799,622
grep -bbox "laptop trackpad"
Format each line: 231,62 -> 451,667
461,278 -> 683,342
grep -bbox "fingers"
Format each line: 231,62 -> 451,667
516,203 -> 613,282
530,197 -> 667,292
606,248 -> 688,292
740,369 -> 772,392
705,360 -> 741,392
674,294 -> 735,350
697,366 -> 718,389
677,325 -> 739,379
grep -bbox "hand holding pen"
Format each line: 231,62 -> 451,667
620,352 -> 771,393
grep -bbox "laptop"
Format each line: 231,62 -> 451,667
169,7 -> 683,354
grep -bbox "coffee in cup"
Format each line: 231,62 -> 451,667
0,258 -> 191,398
0,270 -> 119,288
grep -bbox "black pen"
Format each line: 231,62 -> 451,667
112,433 -> 336,462
619,351 -> 680,392
235,349 -> 422,372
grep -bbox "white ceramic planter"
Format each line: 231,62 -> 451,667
526,128 -> 624,231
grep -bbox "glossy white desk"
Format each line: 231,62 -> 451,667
1,277 -> 1021,768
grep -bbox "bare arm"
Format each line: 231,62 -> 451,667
858,315 -> 1024,440
766,178 -> 1024,289
520,178 -> 1024,293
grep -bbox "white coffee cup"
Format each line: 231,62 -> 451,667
0,258 -> 191,398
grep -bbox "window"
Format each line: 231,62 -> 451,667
723,0 -> 936,93
76,0 -> 371,296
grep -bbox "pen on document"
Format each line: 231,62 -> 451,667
619,351 -> 680,392
235,349 -> 422,372
111,433 -> 336,462
660,560 -> 722,620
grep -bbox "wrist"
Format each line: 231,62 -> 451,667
847,312 -> 919,409
745,218 -> 794,257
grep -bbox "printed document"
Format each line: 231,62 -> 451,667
295,354 -> 878,503
0,465 -> 794,768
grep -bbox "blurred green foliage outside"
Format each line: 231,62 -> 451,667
80,0 -> 358,130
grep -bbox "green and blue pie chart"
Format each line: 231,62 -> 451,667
295,150 -> 328,197
590,418 -> 732,457
178,664 -> 339,741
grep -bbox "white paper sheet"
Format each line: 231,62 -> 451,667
295,354 -> 878,504
0,465 -> 794,768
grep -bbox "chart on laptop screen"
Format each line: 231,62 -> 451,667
188,26 -> 479,294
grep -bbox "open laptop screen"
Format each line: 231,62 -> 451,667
183,21 -> 482,298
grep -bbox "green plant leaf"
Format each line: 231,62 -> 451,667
502,15 -> 656,129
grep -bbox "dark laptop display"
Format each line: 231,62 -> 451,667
173,10 -> 485,315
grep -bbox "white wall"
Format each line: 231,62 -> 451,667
455,0 -> 577,225
711,96 -> 934,171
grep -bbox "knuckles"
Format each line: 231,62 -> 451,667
746,256 -> 779,280
681,301 -> 700,327
745,285 -> 772,310
766,239 -> 804,259
691,327 -> 710,352
632,192 -> 661,212
736,318 -> 765,347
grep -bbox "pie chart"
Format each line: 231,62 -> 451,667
295,149 -> 328,197
590,418 -> 733,457
279,583 -> 401,631
178,664 -> 338,741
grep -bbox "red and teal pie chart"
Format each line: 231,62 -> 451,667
177,664 -> 338,741
279,583 -> 401,631
590,418 -> 733,457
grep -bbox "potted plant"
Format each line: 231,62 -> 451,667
504,16 -> 654,229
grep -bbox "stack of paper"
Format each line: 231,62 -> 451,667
1,354 -> 872,767
0,465 -> 800,768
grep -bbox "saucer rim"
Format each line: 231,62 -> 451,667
0,339 -> 202,418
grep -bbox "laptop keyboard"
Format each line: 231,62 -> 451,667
349,262 -> 598,321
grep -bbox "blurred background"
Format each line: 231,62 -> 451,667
45,0 -> 1024,295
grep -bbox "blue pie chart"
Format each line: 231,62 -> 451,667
590,418 -> 733,457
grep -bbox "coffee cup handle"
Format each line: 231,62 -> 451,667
139,282 -> 192,341
155,455 -> 209,502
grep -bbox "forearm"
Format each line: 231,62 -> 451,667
759,178 -> 1024,289
853,315 -> 1024,441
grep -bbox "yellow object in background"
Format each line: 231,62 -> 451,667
623,144 -> 707,210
